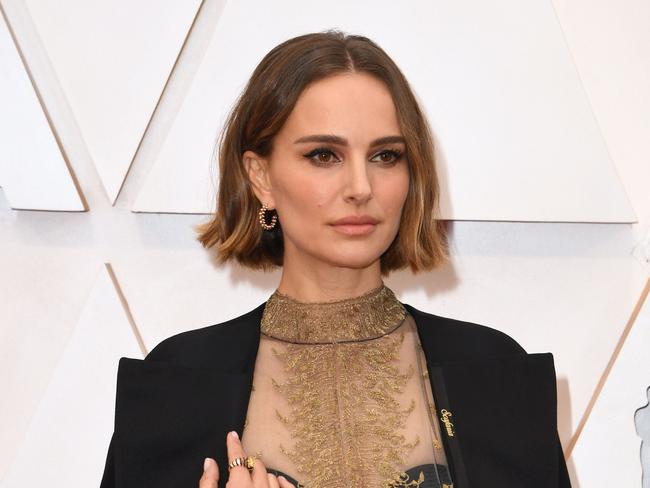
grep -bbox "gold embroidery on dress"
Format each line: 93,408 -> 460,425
261,284 -> 407,344
390,469 -> 426,487
261,284 -> 425,488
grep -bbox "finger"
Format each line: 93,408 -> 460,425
198,457 -> 218,488
277,475 -> 295,488
266,473 -> 280,488
225,431 -> 250,484
250,456 -> 268,486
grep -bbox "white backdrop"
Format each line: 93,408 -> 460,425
0,0 -> 649,486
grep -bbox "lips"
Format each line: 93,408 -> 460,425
331,215 -> 380,225
330,215 -> 380,236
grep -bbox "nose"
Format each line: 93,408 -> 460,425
342,157 -> 373,204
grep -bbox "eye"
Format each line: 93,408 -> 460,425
370,149 -> 404,165
303,147 -> 340,167
302,147 -> 405,167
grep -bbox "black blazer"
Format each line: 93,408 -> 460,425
99,301 -> 571,488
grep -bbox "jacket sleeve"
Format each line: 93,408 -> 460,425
556,430 -> 571,487
99,342 -> 166,488
99,432 -> 116,488
98,354 -> 251,488
427,352 -> 572,488
97,339 -> 186,488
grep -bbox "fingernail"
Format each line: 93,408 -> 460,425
229,430 -> 239,439
278,475 -> 287,482
204,457 -> 213,471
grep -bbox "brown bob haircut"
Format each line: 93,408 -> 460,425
195,29 -> 448,276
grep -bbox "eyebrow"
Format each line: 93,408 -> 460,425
293,134 -> 405,147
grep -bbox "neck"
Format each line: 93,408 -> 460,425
277,246 -> 383,302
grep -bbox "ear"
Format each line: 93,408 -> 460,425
243,150 -> 275,209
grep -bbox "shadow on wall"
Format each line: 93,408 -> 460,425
557,377 -> 578,486
0,186 -> 8,209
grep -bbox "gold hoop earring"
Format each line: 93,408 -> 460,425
258,203 -> 277,230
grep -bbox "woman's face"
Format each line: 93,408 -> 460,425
245,72 -> 410,271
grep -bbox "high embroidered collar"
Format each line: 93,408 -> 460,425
260,283 -> 407,344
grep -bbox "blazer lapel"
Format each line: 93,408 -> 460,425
110,304 -> 263,488
209,304 -> 263,480
404,302 -> 565,488
404,302 -> 470,487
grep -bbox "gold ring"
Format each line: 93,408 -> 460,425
228,456 -> 255,471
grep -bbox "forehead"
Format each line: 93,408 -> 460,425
277,72 -> 402,142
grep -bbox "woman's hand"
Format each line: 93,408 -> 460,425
199,431 -> 294,487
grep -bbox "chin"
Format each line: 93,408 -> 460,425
320,249 -> 384,270
295,237 -> 393,269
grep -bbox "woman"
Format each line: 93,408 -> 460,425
100,30 -> 571,488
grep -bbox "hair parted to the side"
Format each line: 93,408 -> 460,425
194,29 -> 449,276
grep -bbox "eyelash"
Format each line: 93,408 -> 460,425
303,147 -> 404,167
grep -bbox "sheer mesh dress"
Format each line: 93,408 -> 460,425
240,284 -> 454,488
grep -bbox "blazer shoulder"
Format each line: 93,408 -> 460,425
404,303 -> 527,357
143,302 -> 266,364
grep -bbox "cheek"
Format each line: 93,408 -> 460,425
377,170 -> 410,217
276,173 -> 333,221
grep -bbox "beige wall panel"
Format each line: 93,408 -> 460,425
550,0 -> 650,480
109,245 -> 281,353
552,0 -> 650,243
0,246 -> 101,480
22,0 -> 201,203
1,267 -> 142,487
569,282 -> 649,486
0,14 -> 82,211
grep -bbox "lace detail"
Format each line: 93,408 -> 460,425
260,283 -> 425,488
260,283 -> 407,343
